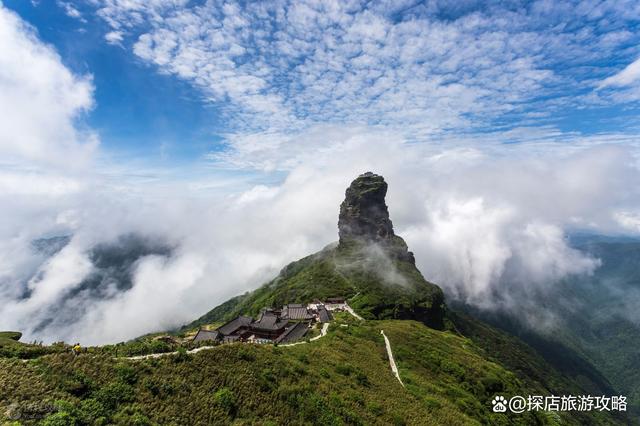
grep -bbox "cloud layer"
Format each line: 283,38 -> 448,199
2,2 -> 640,344
2,127 -> 640,344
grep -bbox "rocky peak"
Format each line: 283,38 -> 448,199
338,172 -> 395,243
338,172 -> 415,263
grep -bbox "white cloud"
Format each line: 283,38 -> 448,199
57,1 -> 84,20
614,210 -> 640,232
1,124 -> 639,344
104,30 -> 124,45
0,5 -> 97,169
82,0 -> 640,140
599,57 -> 640,88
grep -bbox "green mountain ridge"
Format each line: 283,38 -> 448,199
452,235 -> 640,419
184,238 -> 446,331
186,172 -> 445,331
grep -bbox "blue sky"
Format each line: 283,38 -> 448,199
4,0 -> 640,173
5,0 -> 219,166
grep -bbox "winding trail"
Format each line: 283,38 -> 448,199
344,303 -> 364,320
310,322 -> 330,341
124,344 -> 218,360
380,330 -> 404,387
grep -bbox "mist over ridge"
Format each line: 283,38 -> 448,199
2,141 -> 639,345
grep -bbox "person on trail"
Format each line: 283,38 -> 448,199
72,343 -> 81,356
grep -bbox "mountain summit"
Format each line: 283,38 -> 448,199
339,172 -> 416,263
188,172 -> 446,329
338,172 -> 394,243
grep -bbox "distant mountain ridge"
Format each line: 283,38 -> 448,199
20,234 -> 173,336
452,233 -> 640,418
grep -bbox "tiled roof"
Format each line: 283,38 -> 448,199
192,329 -> 220,342
318,307 -> 333,323
282,305 -> 313,320
217,316 -> 252,336
251,313 -> 288,331
275,322 -> 309,344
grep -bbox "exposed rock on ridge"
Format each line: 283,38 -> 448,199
338,172 -> 394,243
338,172 -> 415,263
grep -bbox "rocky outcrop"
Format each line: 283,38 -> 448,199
338,172 -> 394,243
338,172 -> 415,263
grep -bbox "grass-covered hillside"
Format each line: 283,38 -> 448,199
1,317 -> 623,425
0,331 -> 67,359
186,239 -> 445,331
451,235 -> 640,419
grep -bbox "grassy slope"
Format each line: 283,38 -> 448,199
449,237 -> 640,419
450,312 -> 631,425
1,319 -> 606,426
185,240 -> 445,331
0,332 -> 68,359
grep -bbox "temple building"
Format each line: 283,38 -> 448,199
191,298 -> 344,345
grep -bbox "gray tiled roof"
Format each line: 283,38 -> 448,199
217,316 -> 252,336
318,307 -> 333,323
251,313 -> 288,331
275,322 -> 308,344
282,305 -> 313,320
192,329 -> 220,342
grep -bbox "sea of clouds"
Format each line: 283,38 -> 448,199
2,4 -> 640,344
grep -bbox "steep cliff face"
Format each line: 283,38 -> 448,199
338,172 -> 416,263
338,172 -> 394,243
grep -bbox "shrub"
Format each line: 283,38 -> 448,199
355,371 -> 370,387
42,411 -> 78,426
143,377 -> 175,398
335,363 -> 355,376
112,406 -> 152,426
480,375 -> 504,394
60,373 -> 93,397
213,387 -> 236,415
173,346 -> 188,363
78,398 -> 109,424
237,347 -> 256,361
115,364 -> 138,385
94,382 -> 134,411
258,369 -> 277,391
367,402 -> 384,416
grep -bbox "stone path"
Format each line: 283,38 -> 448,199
310,322 -> 330,341
380,330 -> 404,387
124,344 -> 217,360
344,303 -> 364,320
